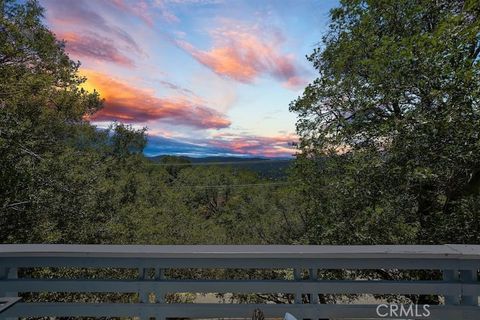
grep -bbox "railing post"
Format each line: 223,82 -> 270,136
0,268 -> 17,296
443,269 -> 460,305
294,268 -> 302,304
460,269 -> 478,306
0,267 -> 18,320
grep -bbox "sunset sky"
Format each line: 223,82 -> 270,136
41,0 -> 338,158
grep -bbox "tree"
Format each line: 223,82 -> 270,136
0,0 -> 151,244
0,0 -> 102,242
290,0 -> 480,244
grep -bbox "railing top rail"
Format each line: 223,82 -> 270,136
1,244 -> 479,259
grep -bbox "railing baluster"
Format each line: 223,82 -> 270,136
443,269 -> 460,305
0,268 -> 6,298
294,268 -> 302,304
155,268 -> 166,320
460,269 -> 478,306
309,268 -> 319,304
139,268 -> 149,303
7,268 -> 17,299
155,268 -> 165,304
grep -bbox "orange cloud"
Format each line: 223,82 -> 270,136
82,70 -> 230,129
176,25 -> 306,88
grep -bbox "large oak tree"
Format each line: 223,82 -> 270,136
290,0 -> 480,244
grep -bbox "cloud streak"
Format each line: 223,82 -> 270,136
43,0 -> 143,55
210,133 -> 297,158
83,70 -> 230,129
110,0 -> 155,26
59,32 -> 134,67
145,132 -> 297,158
176,23 -> 307,87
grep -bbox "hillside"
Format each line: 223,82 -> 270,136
148,155 -> 293,179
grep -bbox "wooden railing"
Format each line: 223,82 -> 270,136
0,244 -> 479,319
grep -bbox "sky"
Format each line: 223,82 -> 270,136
40,0 -> 338,158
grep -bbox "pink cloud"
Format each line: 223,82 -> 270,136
209,132 -> 298,158
146,131 -> 298,158
58,32 -> 134,67
43,0 -> 143,55
83,70 -> 230,129
283,75 -> 308,89
176,24 -> 307,88
110,0 -> 156,26
153,0 -> 180,23
110,0 -> 180,25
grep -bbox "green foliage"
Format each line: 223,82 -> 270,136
0,0 -> 103,243
0,0 -> 303,247
290,0 -> 480,244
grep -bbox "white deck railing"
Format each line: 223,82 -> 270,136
0,244 -> 479,319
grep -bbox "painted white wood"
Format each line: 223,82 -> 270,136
0,245 -> 478,319
2,303 -> 480,320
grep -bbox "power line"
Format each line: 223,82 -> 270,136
169,182 -> 291,190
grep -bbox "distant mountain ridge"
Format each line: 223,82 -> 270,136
148,155 -> 293,179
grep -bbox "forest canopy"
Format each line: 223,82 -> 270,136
1,0 -> 479,247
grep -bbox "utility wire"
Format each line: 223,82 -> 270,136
169,182 -> 292,190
